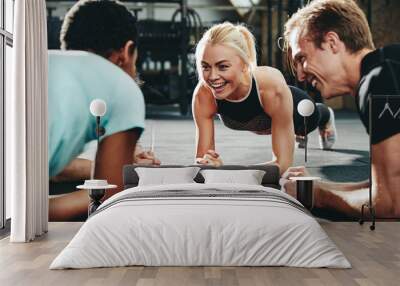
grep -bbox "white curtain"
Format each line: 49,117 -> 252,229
7,0 -> 48,242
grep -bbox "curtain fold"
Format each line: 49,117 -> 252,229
8,0 -> 48,242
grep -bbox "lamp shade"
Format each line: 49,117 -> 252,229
90,99 -> 107,117
297,99 -> 315,117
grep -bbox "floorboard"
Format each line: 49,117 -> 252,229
1,222 -> 399,286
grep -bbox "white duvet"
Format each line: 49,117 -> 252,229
50,183 -> 351,269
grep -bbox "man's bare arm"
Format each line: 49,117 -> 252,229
95,129 -> 140,199
282,166 -> 370,217
50,158 -> 92,182
49,129 -> 140,221
315,180 -> 369,217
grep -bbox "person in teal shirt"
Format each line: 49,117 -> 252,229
48,0 -> 154,221
48,50 -> 145,178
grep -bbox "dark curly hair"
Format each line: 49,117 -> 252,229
60,0 -> 138,58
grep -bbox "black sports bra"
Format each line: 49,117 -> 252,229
216,77 -> 272,133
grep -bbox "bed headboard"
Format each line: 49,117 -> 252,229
123,164 -> 281,189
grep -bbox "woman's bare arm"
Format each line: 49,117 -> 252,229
192,83 -> 218,160
257,67 -> 295,175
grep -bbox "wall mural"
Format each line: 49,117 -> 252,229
47,0 -> 400,226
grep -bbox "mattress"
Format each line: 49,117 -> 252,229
50,183 -> 351,269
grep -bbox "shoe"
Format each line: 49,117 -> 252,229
319,107 -> 337,150
296,136 -> 305,149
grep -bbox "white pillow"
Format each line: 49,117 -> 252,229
200,169 -> 266,185
136,167 -> 200,186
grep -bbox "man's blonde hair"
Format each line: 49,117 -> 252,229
284,0 -> 374,72
195,22 -> 257,76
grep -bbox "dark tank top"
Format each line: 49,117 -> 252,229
216,77 -> 272,133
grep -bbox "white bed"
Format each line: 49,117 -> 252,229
50,183 -> 351,269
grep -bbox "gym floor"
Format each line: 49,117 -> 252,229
145,105 -> 369,183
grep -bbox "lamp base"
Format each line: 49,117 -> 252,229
88,188 -> 105,216
289,177 -> 320,211
359,203 -> 376,231
296,180 -> 313,210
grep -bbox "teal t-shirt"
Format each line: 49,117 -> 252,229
48,50 -> 145,177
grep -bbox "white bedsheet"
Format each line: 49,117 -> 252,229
50,183 -> 351,269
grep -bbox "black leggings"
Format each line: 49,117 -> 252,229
290,86 -> 331,136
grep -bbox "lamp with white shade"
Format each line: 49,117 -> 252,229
77,99 -> 116,216
90,99 -> 107,152
289,99 -> 320,210
297,99 -> 315,163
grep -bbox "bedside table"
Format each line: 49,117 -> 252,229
289,176 -> 320,210
77,180 -> 117,216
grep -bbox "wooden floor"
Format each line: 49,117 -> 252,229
1,222 -> 399,286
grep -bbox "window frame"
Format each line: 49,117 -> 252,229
1,0 -> 13,230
